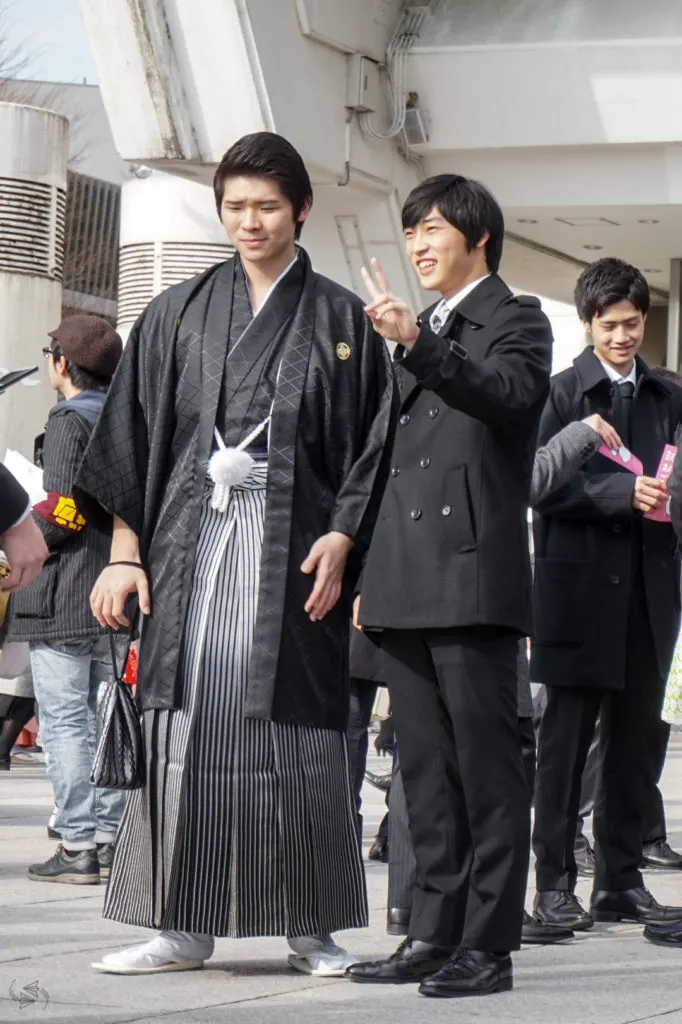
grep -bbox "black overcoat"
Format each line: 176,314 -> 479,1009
531,347 -> 682,690
76,252 -> 398,731
359,274 -> 552,633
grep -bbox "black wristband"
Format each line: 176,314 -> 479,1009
107,560 -> 147,574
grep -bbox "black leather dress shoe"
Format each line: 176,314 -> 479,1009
575,837 -> 596,877
533,890 -> 594,931
368,836 -> 388,863
522,910 -> 574,944
641,840 -> 682,870
591,887 -> 682,925
419,948 -> 512,998
346,939 -> 453,984
364,768 -> 392,793
387,908 -> 411,936
643,920 -> 682,946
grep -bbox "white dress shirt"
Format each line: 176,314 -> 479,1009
597,357 -> 637,387
429,275 -> 491,332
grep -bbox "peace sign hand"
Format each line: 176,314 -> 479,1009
361,258 -> 419,349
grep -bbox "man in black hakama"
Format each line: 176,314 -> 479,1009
76,133 -> 397,977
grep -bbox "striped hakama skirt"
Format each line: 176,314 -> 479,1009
104,465 -> 368,938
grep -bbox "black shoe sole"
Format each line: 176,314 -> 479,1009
643,932 -> 682,947
419,976 -> 513,998
522,931 -> 574,945
641,861 -> 682,871
534,915 -> 594,932
347,974 -> 428,985
593,910 -> 678,925
27,871 -> 100,884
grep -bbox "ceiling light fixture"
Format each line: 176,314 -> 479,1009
556,217 -> 620,228
583,244 -> 603,250
638,219 -> 660,224
643,268 -> 661,273
517,218 -> 538,224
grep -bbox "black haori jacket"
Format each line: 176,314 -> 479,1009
75,251 -> 398,732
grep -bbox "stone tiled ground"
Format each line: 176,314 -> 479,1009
3,740 -> 682,1023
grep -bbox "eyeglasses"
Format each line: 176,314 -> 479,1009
41,346 -> 54,360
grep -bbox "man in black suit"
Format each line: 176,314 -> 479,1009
347,174 -> 552,997
532,259 -> 682,934
0,466 -> 47,593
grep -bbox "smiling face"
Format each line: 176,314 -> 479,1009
219,175 -> 310,269
585,300 -> 646,375
403,205 -> 489,299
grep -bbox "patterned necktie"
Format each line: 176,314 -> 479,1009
430,310 -> 445,333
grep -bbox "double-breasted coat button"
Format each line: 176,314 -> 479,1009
610,574 -> 620,585
391,466 -> 400,477
429,407 -> 439,418
613,523 -> 622,534
420,457 -> 431,469
441,505 -> 452,516
400,413 -> 410,426
410,509 -> 422,521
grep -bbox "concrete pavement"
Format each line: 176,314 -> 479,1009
3,741 -> 682,1023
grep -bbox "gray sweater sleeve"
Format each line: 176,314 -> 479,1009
531,422 -> 602,505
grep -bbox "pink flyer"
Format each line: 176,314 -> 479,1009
598,444 -> 643,476
644,444 -> 677,522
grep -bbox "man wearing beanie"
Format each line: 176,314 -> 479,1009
5,314 -> 125,885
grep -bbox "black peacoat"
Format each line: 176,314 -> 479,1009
531,347 -> 682,691
359,274 -> 552,633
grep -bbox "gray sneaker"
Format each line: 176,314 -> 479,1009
28,845 -> 100,884
96,842 -> 116,880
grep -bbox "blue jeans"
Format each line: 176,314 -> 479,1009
30,636 -> 127,850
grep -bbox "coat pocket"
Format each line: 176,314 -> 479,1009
442,465 -> 477,553
12,553 -> 60,620
533,558 -> 589,647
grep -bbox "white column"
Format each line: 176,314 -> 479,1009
666,258 -> 682,372
116,174 -> 233,342
0,103 -> 68,459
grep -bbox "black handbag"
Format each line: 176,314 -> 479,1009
90,632 -> 145,791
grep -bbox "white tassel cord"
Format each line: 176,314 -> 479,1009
208,417 -> 270,513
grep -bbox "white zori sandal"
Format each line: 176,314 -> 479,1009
92,931 -> 215,975
287,935 -> 361,977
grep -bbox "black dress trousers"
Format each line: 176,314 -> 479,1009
380,625 -> 531,953
533,578 -> 666,892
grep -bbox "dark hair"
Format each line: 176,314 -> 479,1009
51,342 -> 110,393
213,132 -> 313,240
574,258 -> 650,323
401,174 -> 505,273
650,365 -> 682,387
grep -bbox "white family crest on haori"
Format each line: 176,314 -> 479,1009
208,416 -> 271,513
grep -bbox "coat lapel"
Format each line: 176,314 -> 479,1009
194,259 -> 236,465
396,276 -> 512,409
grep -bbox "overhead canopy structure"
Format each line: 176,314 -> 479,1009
78,0 -> 682,362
